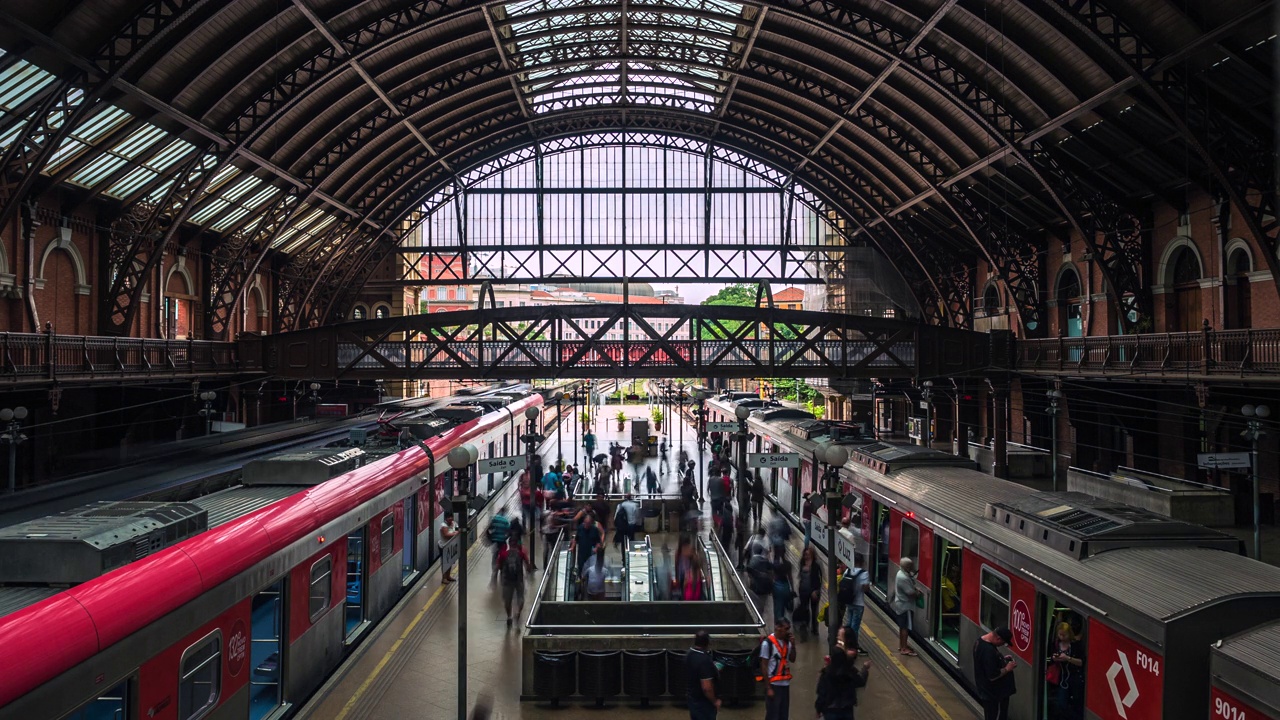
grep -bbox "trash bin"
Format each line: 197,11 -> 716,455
643,507 -> 661,533
715,649 -> 758,704
666,649 -> 688,701
623,649 -> 666,706
533,650 -> 577,705
578,650 -> 622,706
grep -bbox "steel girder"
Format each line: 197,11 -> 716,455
100,148 -> 222,335
0,0 -> 216,251
763,0 -> 1152,330
1048,0 -> 1277,284
205,189 -> 306,339
259,303 -> 994,381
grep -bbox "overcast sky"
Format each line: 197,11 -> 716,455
651,282 -> 722,304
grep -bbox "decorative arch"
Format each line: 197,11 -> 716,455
1156,237 -> 1204,288
1055,263 -> 1084,301
372,304 -> 391,320
36,232 -> 90,295
351,304 -> 368,321
164,257 -> 195,297
1225,238 -> 1254,275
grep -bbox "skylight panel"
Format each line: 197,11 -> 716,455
210,206 -> 252,232
220,175 -> 262,203
111,125 -> 166,160
273,208 -> 325,248
69,153 -> 128,187
72,106 -> 131,144
241,186 -> 279,210
105,167 -> 159,199
190,198 -> 230,225
145,178 -> 174,204
145,139 -> 195,173
0,62 -> 55,114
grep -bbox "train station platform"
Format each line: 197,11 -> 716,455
299,402 -> 978,720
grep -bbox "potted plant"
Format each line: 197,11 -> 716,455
616,410 -> 627,431
651,407 -> 664,432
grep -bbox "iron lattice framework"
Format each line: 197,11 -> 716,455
257,302 -> 994,381
0,0 -> 1271,336
379,133 -> 887,290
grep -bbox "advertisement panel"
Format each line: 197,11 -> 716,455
1086,619 -> 1164,720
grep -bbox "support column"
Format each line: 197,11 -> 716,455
954,382 -> 969,459
991,381 -> 1009,479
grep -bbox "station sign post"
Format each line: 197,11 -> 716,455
747,452 -> 801,469
478,455 -> 527,475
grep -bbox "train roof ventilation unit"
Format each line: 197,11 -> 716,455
0,501 -> 208,584
241,447 -> 365,486
786,420 -> 866,443
986,493 -> 1243,559
850,442 -> 979,473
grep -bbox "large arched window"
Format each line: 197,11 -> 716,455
1167,245 -> 1203,332
1057,267 -> 1083,339
1226,245 -> 1252,329
392,134 -> 915,318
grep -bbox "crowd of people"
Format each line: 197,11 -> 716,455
440,407 -> 1046,719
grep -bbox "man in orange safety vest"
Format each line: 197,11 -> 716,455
757,618 -> 796,720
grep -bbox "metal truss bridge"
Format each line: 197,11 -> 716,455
249,303 -> 994,381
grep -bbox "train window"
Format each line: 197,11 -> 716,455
309,556 -> 332,622
900,519 -> 919,566
178,631 -> 221,720
380,513 -> 395,563
64,679 -> 128,720
979,567 -> 1011,633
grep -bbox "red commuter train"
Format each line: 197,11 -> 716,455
0,389 -> 543,720
708,396 -> 1280,720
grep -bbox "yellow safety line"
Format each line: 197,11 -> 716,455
333,541 -> 485,720
860,623 -> 955,720
783,537 -> 954,720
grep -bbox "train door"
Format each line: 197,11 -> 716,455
933,535 -> 963,659
402,495 -> 418,584
248,580 -> 285,720
1039,596 -> 1087,720
873,502 -> 891,593
63,678 -> 130,720
487,441 -> 497,494
344,528 -> 367,639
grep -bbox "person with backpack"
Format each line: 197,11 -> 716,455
758,618 -> 796,720
838,562 -> 870,650
486,509 -> 511,584
814,644 -> 870,720
746,539 -> 774,619
497,537 -> 531,627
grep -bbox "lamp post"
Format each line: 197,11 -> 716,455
553,391 -> 564,471
447,443 -> 478,720
198,391 -> 217,436
572,387 -> 580,468
819,441 -> 850,650
1242,404 -> 1269,561
1,406 -> 29,494
309,382 -> 321,409
735,404 -> 751,536
523,406 -> 544,479
693,390 -> 708,503
1047,389 -> 1063,492
921,381 -> 933,448
677,382 -> 687,456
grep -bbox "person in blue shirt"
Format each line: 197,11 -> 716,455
541,468 -> 560,494
487,510 -> 511,584
583,431 -> 597,460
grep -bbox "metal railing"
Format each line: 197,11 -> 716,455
1,331 -> 244,383
1016,328 -> 1280,376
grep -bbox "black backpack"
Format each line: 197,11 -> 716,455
502,547 -> 523,584
748,554 -> 773,595
838,569 -> 864,605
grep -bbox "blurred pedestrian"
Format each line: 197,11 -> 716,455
497,537 -> 531,628
814,643 -> 870,720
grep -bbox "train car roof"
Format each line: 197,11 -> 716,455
855,463 -> 1280,635
1211,620 -> 1280,712
191,485 -> 302,527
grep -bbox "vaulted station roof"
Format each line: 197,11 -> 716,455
0,0 -> 1273,335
